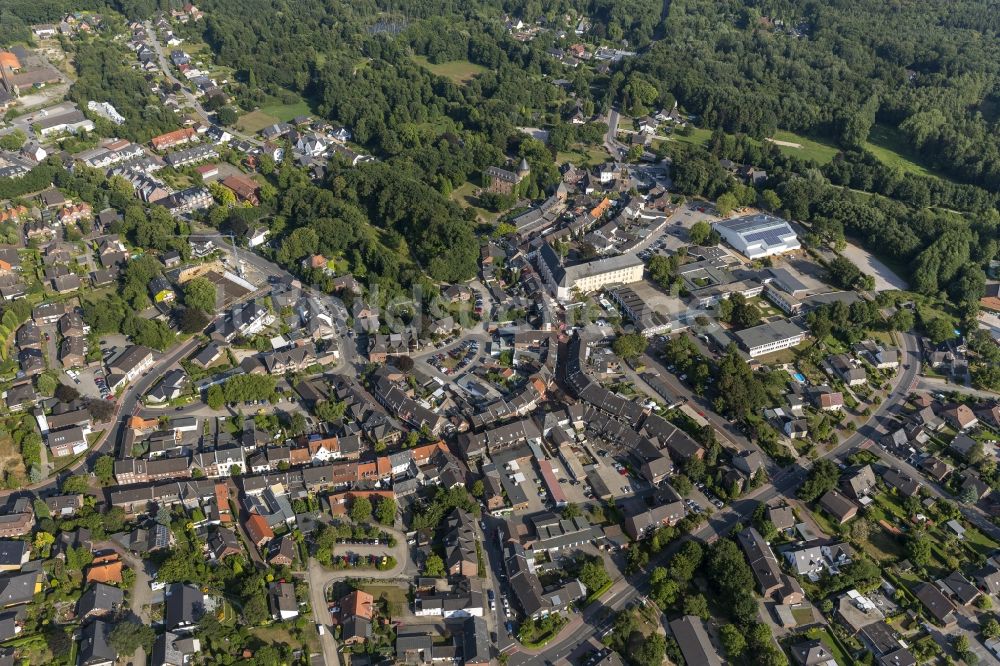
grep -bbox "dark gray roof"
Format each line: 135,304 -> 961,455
78,619 -> 116,666
669,615 -> 722,666
165,583 -> 204,631
735,319 -> 807,350
77,582 -> 124,619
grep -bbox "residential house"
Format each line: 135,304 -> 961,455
669,615 -> 722,666
843,465 -> 877,501
767,504 -> 796,531
107,345 -> 154,385
882,469 -> 922,498
60,336 -> 86,368
244,514 -> 274,548
0,542 -> 29,572
268,581 -> 298,620
942,404 -> 978,431
77,620 -> 116,666
831,354 -> 866,386
151,128 -> 197,151
77,583 -> 124,622
48,426 -> 88,458
790,640 -> 838,666
942,570 -> 981,606
818,489 -> 858,524
151,632 -> 201,666
208,528 -> 242,560
268,537 -> 296,567
85,553 -> 123,585
339,589 -> 374,645
623,501 -> 686,540
445,509 -> 478,577
960,470 -> 991,502
221,174 -> 260,205
165,583 -> 204,634
920,457 -> 951,482
44,494 -> 83,517
913,582 -> 956,625
735,527 -> 804,604
950,433 -> 981,461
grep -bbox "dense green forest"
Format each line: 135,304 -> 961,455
623,0 -> 1000,193
4,0 -> 999,308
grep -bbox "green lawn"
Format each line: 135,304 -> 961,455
864,124 -> 944,179
769,130 -> 841,165
361,584 -> 408,618
658,127 -> 713,148
961,525 -> 1000,557
237,110 -> 280,134
557,144 -> 611,167
873,492 -> 907,521
865,528 -> 905,562
803,627 -> 851,666
259,99 -> 312,123
449,181 -> 499,224
410,55 -> 488,85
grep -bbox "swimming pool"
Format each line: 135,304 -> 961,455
793,372 -> 806,382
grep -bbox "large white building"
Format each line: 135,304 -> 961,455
714,213 -> 800,259
735,319 -> 808,357
537,243 -> 643,301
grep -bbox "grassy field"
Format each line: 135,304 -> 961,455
259,99 -> 312,122
250,624 -> 317,653
864,124 -> 941,179
769,130 -> 841,165
410,55 -> 488,85
556,144 -> 610,167
237,110 -> 280,134
659,127 -> 713,148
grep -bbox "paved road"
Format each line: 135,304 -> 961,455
144,22 -> 211,122
603,109 -> 626,159
307,557 -> 343,666
637,344 -> 775,474
305,526 -> 409,666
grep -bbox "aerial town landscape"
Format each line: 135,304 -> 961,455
0,1 -> 999,666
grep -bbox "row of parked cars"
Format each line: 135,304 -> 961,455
93,370 -> 113,400
429,340 -> 479,375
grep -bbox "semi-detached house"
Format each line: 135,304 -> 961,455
107,345 -> 154,387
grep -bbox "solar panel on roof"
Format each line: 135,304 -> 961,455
743,229 -> 789,246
